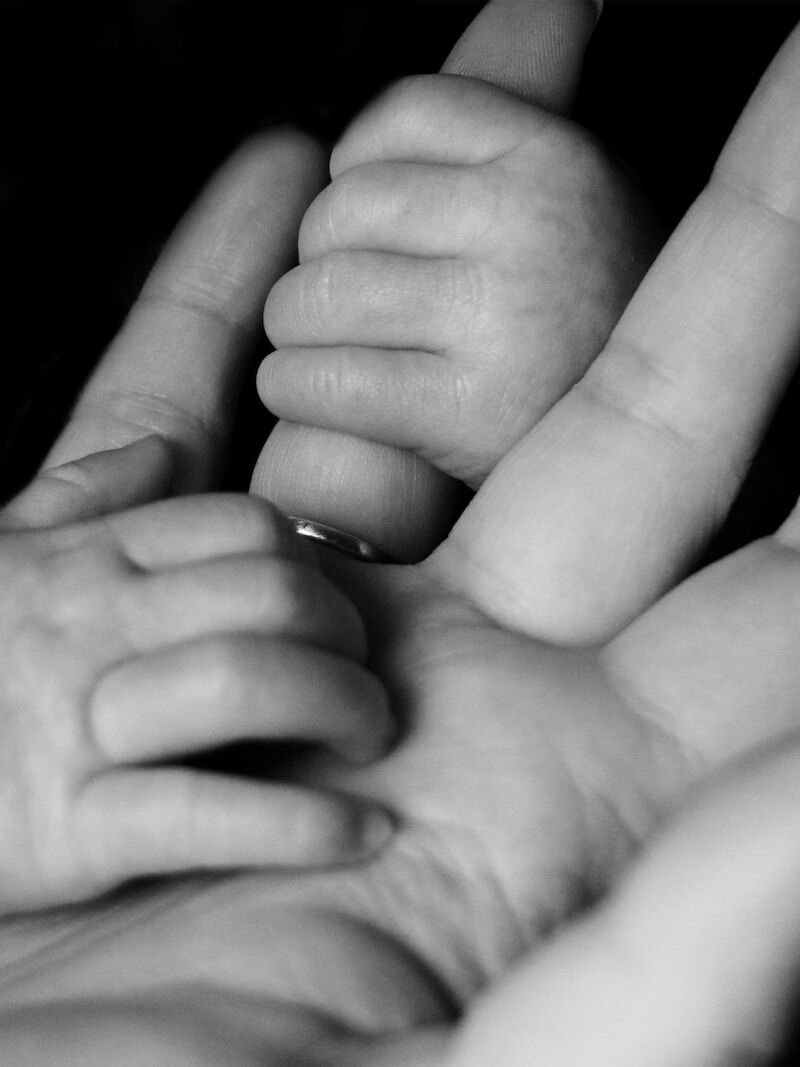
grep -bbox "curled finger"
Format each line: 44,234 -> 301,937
90,634 -> 395,765
106,493 -> 313,570
264,251 -> 480,353
76,768 -> 396,883
121,555 -> 368,660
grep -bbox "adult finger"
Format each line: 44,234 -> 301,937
445,739 -> 800,1066
42,131 -> 328,500
75,768 -> 395,882
436,23 -> 800,644
251,422 -> 462,563
90,635 -> 393,764
441,0 -> 600,113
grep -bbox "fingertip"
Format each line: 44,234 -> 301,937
441,0 -> 599,114
311,799 -> 396,864
233,125 -> 330,179
357,805 -> 397,856
330,677 -> 398,765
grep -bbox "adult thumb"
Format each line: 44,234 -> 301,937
441,0 -> 601,114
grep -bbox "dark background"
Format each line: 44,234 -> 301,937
2,0 -> 800,543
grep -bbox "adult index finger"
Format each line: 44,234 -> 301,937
43,131 -> 328,493
441,0 -> 600,114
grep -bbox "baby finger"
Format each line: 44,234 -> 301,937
121,556 -> 368,660
75,767 -> 395,884
89,634 -> 395,764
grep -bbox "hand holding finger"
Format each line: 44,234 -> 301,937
253,0 -> 658,556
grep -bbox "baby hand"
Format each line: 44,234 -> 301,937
0,488 -> 393,912
254,73 -> 661,555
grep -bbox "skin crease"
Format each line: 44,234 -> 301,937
4,4 -> 800,1065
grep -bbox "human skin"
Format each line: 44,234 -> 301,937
1,8 -> 800,1065
253,0 -> 662,562
0,135 -> 400,913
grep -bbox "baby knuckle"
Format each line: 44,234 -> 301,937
330,75 -> 441,173
221,494 -> 290,549
379,74 -> 448,135
298,177 -> 356,259
516,121 -> 613,199
263,268 -> 303,343
267,259 -> 338,341
299,253 -> 360,335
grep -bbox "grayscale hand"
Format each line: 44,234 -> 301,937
3,6 -> 800,1067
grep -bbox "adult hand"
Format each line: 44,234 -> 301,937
246,6 -> 800,1046
354,739 -> 800,1066
3,6 -> 800,1067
